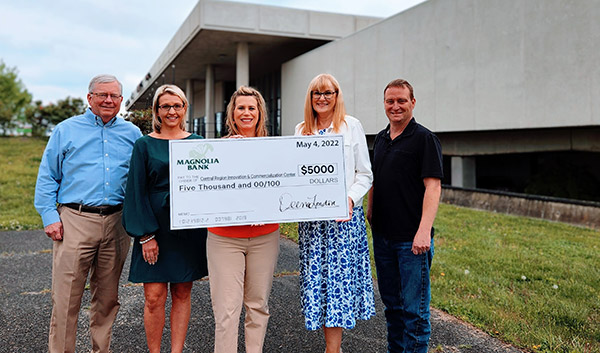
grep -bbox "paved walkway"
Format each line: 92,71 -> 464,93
0,230 -> 523,352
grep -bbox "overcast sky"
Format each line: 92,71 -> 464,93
0,0 -> 426,107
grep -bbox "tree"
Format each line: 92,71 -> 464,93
0,60 -> 32,135
123,108 -> 153,135
25,97 -> 86,137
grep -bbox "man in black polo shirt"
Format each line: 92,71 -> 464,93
367,79 -> 443,353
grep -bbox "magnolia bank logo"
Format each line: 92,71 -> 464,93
176,143 -> 220,170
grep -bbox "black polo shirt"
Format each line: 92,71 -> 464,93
371,118 -> 443,241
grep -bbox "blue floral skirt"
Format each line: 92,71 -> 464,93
298,205 -> 376,330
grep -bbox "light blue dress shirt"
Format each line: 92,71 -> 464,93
35,108 -> 142,227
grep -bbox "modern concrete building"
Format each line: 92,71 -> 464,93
126,0 -> 381,137
127,0 -> 600,202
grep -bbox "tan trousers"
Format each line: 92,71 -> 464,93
49,206 -> 130,353
207,230 -> 280,353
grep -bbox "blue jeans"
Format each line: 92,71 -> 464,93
373,235 -> 434,353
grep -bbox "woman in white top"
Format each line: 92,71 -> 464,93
294,73 -> 375,353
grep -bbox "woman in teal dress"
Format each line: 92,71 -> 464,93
123,84 -> 207,353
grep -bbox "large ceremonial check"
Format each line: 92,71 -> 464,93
169,135 -> 348,229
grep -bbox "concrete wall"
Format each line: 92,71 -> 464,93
200,1 -> 380,38
439,126 -> 600,155
281,0 -> 600,136
442,187 -> 600,230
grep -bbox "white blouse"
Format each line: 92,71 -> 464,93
295,115 -> 373,207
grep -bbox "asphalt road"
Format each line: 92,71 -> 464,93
0,230 -> 524,352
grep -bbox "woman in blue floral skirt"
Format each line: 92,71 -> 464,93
294,73 -> 375,353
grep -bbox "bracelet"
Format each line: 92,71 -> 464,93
139,234 -> 152,241
139,235 -> 155,245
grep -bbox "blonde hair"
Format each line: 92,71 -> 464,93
152,84 -> 188,133
299,73 -> 346,135
225,86 -> 268,137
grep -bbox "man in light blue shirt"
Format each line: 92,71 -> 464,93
35,74 -> 142,353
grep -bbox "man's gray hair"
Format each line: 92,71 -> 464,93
88,74 -> 123,94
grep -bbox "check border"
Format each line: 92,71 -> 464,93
169,135 -> 348,229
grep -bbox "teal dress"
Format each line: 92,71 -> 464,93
123,134 -> 208,283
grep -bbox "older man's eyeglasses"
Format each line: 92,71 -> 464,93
312,90 -> 337,100
158,104 -> 185,111
91,92 -> 122,100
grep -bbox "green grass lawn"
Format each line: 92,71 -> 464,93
432,205 -> 599,353
281,200 -> 600,353
3,136 -> 600,352
0,137 -> 47,230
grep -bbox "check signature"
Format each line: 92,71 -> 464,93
279,193 -> 337,212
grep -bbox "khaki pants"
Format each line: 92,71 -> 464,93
207,230 -> 280,353
49,206 -> 130,353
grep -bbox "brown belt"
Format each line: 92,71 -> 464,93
62,203 -> 123,216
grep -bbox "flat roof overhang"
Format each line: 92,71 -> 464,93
126,0 -> 381,110
127,30 -> 329,110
